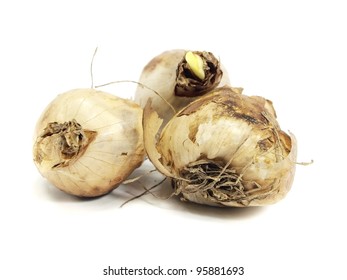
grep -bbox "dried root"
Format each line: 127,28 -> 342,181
174,160 -> 247,203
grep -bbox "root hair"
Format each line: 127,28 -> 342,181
174,160 -> 247,202
95,80 -> 176,114
90,47 -> 98,89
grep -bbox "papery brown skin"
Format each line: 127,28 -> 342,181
144,86 -> 297,207
135,49 -> 230,124
33,88 -> 145,197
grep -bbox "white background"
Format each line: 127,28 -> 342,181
1,0 -> 346,279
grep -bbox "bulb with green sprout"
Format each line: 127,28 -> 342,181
135,49 -> 233,124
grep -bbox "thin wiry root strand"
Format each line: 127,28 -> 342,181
95,80 -> 176,114
174,160 -> 247,202
122,169 -> 157,184
90,47 -> 98,89
120,177 -> 168,207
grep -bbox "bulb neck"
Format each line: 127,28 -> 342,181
174,51 -> 223,97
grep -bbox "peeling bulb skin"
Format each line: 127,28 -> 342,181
135,49 -> 230,124
143,86 -> 297,207
33,88 -> 145,197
